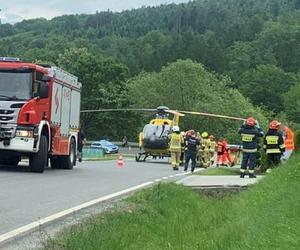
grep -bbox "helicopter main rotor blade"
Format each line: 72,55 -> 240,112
80,108 -> 156,113
165,109 -> 185,117
180,111 -> 245,121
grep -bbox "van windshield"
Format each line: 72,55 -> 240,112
0,69 -> 32,101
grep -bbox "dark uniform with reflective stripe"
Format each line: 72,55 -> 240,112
238,125 -> 264,177
263,129 -> 285,168
184,136 -> 200,173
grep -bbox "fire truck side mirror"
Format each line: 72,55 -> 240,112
39,81 -> 49,99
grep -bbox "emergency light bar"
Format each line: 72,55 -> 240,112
0,57 -> 21,62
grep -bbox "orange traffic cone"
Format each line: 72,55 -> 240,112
117,154 -> 124,168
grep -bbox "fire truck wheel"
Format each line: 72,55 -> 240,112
29,135 -> 48,173
61,139 -> 76,169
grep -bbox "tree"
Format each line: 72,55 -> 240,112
57,48 -> 135,140
237,65 -> 297,112
128,60 -> 267,142
283,83 -> 300,123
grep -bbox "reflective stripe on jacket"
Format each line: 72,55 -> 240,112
169,133 -> 183,151
263,130 -> 285,154
238,125 -> 264,152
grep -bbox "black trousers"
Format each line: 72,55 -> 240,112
267,153 -> 281,168
241,152 -> 256,170
185,151 -> 197,172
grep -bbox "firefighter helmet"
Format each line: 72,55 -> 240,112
172,126 -> 180,132
269,120 -> 281,130
201,132 -> 209,138
246,117 -> 256,127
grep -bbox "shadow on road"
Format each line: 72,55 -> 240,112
142,159 -> 170,165
0,164 -> 32,173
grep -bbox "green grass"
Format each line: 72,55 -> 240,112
197,167 -> 240,176
46,156 -> 300,250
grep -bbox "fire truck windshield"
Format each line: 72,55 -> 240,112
0,70 -> 32,101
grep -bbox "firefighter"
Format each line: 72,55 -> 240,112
281,126 -> 295,162
208,135 -> 217,166
179,131 -> 186,166
238,117 -> 264,178
184,130 -> 200,173
169,126 -> 184,170
77,128 -> 86,162
200,132 -> 211,168
264,120 -> 285,171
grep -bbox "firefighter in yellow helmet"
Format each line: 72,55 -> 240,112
169,126 -> 184,170
200,131 -> 210,168
208,135 -> 217,166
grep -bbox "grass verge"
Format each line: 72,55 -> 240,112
46,156 -> 300,250
197,167 -> 240,176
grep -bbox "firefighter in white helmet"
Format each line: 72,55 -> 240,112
169,126 -> 184,170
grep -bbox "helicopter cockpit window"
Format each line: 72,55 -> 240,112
143,124 -> 170,139
143,124 -> 170,149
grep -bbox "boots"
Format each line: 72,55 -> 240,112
249,173 -> 256,178
240,173 -> 245,178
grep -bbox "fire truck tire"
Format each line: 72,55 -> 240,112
61,139 -> 76,169
29,135 -> 48,173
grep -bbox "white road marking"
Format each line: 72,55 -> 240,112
0,167 -> 203,244
0,181 -> 153,244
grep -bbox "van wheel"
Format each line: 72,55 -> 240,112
30,135 -> 48,173
60,139 -> 76,170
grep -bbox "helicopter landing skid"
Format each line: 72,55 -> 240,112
135,152 -> 150,162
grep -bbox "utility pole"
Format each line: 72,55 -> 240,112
0,9 -> 2,24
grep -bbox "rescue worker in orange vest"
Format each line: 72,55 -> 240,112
169,126 -> 184,170
263,120 -> 285,172
216,138 -> 227,167
238,117 -> 264,178
281,126 -> 295,162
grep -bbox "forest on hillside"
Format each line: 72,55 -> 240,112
0,0 -> 300,141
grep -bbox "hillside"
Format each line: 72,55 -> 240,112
1,0 -> 300,139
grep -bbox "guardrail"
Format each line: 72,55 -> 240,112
82,147 -> 104,159
85,141 -> 139,147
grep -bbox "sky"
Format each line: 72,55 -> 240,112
0,0 -> 189,24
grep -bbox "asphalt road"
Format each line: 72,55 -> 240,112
0,157 -> 178,236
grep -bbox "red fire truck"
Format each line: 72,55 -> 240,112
0,57 -> 81,173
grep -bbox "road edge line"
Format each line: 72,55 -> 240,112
0,181 -> 153,244
0,168 -> 202,244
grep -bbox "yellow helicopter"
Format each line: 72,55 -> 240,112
136,106 -> 184,162
81,106 -> 245,162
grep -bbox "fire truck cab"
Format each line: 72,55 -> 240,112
0,57 -> 81,173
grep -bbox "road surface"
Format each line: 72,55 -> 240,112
0,157 -> 181,237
